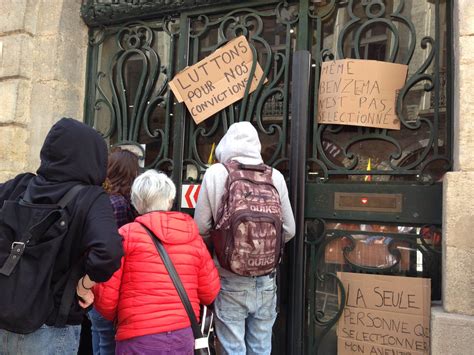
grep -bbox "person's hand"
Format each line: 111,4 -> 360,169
77,287 -> 94,308
76,276 -> 96,308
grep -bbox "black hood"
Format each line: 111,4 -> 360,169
28,118 -> 108,203
37,118 -> 107,184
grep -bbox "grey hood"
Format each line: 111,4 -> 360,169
215,122 -> 263,165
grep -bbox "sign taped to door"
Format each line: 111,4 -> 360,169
181,184 -> 201,209
337,272 -> 431,355
317,59 -> 408,130
169,36 -> 266,124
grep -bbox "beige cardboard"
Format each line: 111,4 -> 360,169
169,36 -> 266,124
337,272 -> 431,355
338,337 -> 426,355
317,59 -> 408,130
338,307 -> 430,352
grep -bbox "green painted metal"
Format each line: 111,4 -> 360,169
179,1 -> 298,182
296,0 -> 310,50
304,214 -> 441,353
305,182 -> 442,224
304,1 -> 449,353
81,0 -> 242,26
82,1 -> 451,354
308,0 -> 450,183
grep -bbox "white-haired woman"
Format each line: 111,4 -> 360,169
93,170 -> 220,355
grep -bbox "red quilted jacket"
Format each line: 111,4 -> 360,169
93,211 -> 220,341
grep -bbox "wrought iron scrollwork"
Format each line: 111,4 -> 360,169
81,0 -> 239,26
306,218 -> 347,354
87,20 -> 178,172
310,0 -> 450,182
306,218 -> 442,354
182,1 -> 298,181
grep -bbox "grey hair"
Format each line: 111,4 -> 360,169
131,170 -> 176,214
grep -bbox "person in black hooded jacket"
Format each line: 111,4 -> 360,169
0,118 -> 123,354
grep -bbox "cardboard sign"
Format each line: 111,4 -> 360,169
169,36 -> 266,124
337,272 -> 431,355
317,59 -> 408,130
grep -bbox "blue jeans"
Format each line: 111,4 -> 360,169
88,308 -> 116,355
0,324 -> 81,355
214,272 -> 277,355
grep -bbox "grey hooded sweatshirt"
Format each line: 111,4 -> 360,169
194,122 -> 296,276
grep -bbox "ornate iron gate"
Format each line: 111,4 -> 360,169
81,1 -> 451,354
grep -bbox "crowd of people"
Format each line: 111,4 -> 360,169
0,118 -> 295,355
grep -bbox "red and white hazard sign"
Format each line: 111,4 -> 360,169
181,184 -> 201,208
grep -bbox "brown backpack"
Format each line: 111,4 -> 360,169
211,160 -> 283,276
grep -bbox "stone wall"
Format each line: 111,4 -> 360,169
0,0 -> 88,181
431,0 -> 474,354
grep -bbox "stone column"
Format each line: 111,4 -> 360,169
0,0 -> 88,181
431,1 -> 474,354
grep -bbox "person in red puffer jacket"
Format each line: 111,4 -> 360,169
93,170 -> 220,355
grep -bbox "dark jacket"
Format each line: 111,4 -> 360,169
0,118 -> 123,325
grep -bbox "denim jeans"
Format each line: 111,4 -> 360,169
88,308 -> 116,355
214,272 -> 277,355
0,324 -> 81,355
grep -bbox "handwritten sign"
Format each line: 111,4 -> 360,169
169,36 -> 265,124
337,272 -> 431,355
317,59 -> 408,130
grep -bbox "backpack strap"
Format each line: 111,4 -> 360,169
0,242 -> 28,276
23,184 -> 86,207
53,185 -> 88,326
57,185 -> 86,208
54,260 -> 84,327
224,161 -> 274,186
237,163 -> 266,172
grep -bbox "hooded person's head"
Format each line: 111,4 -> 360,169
215,122 -> 263,165
36,118 -> 108,186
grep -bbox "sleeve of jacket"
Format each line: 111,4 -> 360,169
196,237 -> 220,305
83,192 -> 124,282
273,170 -> 296,243
194,172 -> 214,240
93,257 -> 124,321
93,225 -> 129,321
194,164 -> 227,242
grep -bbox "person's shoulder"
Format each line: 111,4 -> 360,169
75,185 -> 108,208
204,163 -> 227,176
201,163 -> 228,184
270,167 -> 285,182
109,193 -> 127,202
109,193 -> 130,206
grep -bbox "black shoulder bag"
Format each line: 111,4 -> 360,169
140,223 -> 212,355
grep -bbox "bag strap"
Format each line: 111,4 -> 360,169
224,161 -> 273,185
57,185 -> 86,208
139,223 -> 204,340
54,260 -> 84,327
23,184 -> 86,207
53,185 -> 91,326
